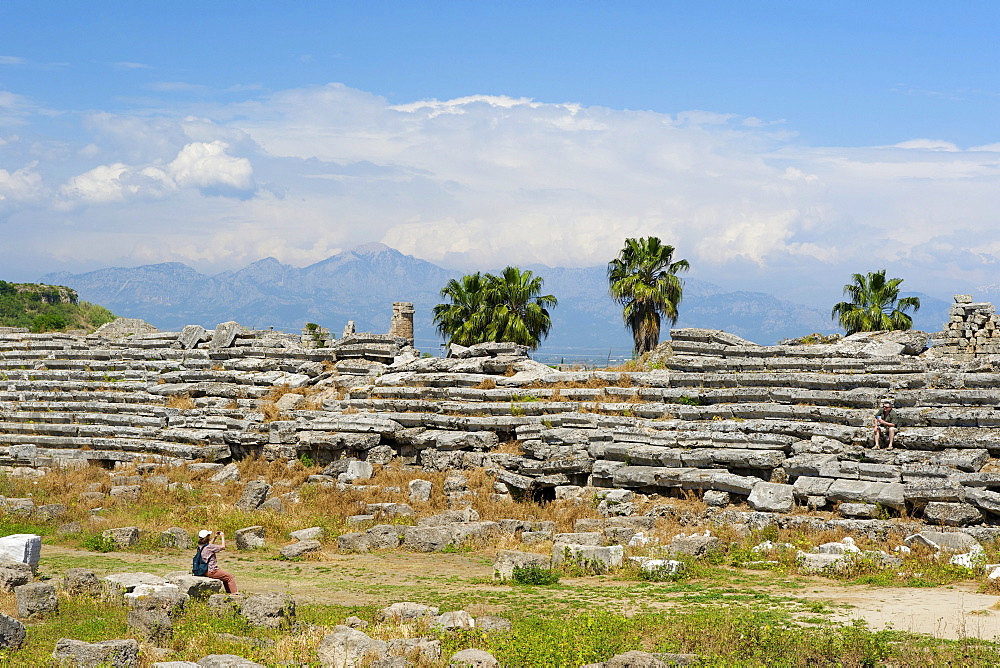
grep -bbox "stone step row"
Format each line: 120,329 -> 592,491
0,380 -> 151,393
0,426 -> 256,448
0,436 -> 230,461
335,396 -> 1000,429
370,383 -> 1000,408
0,369 -> 157,382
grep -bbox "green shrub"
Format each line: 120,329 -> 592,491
511,564 -> 561,585
82,534 -> 117,553
676,395 -> 705,406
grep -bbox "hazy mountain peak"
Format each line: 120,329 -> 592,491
353,242 -> 392,255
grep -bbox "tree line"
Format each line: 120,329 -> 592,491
432,237 -> 922,353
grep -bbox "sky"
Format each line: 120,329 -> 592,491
1,1 -> 999,307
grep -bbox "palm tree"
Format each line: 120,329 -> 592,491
481,267 -> 557,349
432,272 -> 490,347
432,267 -> 557,350
831,269 -> 921,334
608,237 -> 690,355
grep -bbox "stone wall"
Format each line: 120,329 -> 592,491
387,302 -> 415,344
933,295 -> 1000,358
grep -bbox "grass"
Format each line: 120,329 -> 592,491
7,459 -> 1000,664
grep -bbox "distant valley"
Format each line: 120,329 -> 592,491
41,243 -> 952,363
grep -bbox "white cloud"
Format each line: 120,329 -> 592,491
4,81 -> 1000,299
0,162 -> 42,201
56,141 -> 254,207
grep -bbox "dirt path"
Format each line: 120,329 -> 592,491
42,546 -> 1000,640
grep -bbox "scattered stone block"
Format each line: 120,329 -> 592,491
280,540 -> 321,559
838,503 -> 880,519
102,526 -> 140,548
433,610 -> 475,631
234,480 -> 271,512
924,502 -> 984,527
747,482 -> 795,513
160,527 -> 191,549
337,533 -> 372,553
52,638 -> 140,668
164,573 -> 224,599
0,567 -> 30,593
61,568 -> 102,597
408,479 -> 432,502
240,592 -> 295,628
703,490 -> 730,507
0,613 -> 25,649
493,550 -> 551,581
194,656 -> 265,667
0,534 -> 41,568
316,626 -> 388,667
15,581 -> 56,618
552,544 -> 624,573
290,527 -> 324,542
235,526 -> 265,550
367,525 -> 403,550
667,534 -> 721,557
208,593 -> 245,616
388,637 -> 442,662
448,648 -> 499,667
402,526 -> 453,552
380,601 -> 439,622
209,463 -> 241,484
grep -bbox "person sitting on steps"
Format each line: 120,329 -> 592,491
873,399 -> 899,450
197,529 -> 238,593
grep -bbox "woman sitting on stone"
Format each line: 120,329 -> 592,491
197,529 -> 238,593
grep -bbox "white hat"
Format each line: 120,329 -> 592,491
198,529 -> 211,539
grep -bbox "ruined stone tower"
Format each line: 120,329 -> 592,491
388,302 -> 415,344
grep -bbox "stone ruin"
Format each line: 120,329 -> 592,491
932,294 -> 1000,358
4,296 -> 1000,536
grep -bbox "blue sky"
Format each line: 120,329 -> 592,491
1,1 -> 999,305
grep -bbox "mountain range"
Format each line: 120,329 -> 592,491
40,243 -> 953,363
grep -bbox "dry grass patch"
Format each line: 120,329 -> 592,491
166,394 -> 196,410
474,378 -> 497,390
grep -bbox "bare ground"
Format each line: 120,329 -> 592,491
42,546 -> 1000,641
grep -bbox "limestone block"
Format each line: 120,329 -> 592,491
103,526 -> 140,548
552,544 -> 623,573
280,540 -> 321,559
388,637 -> 442,662
904,531 -> 981,554
493,550 -> 551,581
178,325 -> 207,350
366,525 -> 402,550
235,526 -> 265,550
838,503 -> 880,519
0,534 -> 41,568
316,626 -> 389,668
796,552 -> 849,574
234,480 -> 271,512
402,526 -> 453,552
0,568 -> 30,593
448,648 -> 500,668
61,568 -> 102,597
379,601 -> 439,622
827,479 -> 886,504
419,509 -> 480,526
365,444 -> 395,465
666,535 -> 721,558
407,479 -> 432,506
15,581 -> 57,618
553,532 -> 603,547
339,461 -> 373,483
0,613 -> 25,649
160,527 -> 191,550
209,463 -> 241,484
703,490 -> 730,507
211,322 -> 241,349
924,502 -> 984,527
903,481 -> 965,504
747,483 -> 795,513
52,638 -> 139,668
433,610 -> 475,631
195,657 -> 265,668
240,592 -> 295,628
337,533 -> 371,553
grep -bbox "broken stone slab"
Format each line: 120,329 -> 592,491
553,532 -> 603,547
402,526 -> 454,552
52,638 -> 140,668
796,551 -> 850,574
924,502 -> 984,527
380,601 -> 440,622
235,526 -> 265,550
290,527 -> 324,542
103,572 -> 167,598
665,534 -> 721,558
234,480 -> 271,512
240,592 -> 295,628
280,540 -> 321,559
366,525 -> 403,550
209,463 -> 241,484
103,526 -> 140,549
0,613 -> 25,650
178,325 -> 208,350
60,568 -> 102,597
163,573 -> 224,599
904,531 -> 981,554
316,625 -> 389,668
0,534 -> 41,568
838,503 -> 880,519
433,610 -> 476,631
747,482 -> 795,513
337,533 -> 371,553
15,581 -> 57,618
211,322 -> 242,349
